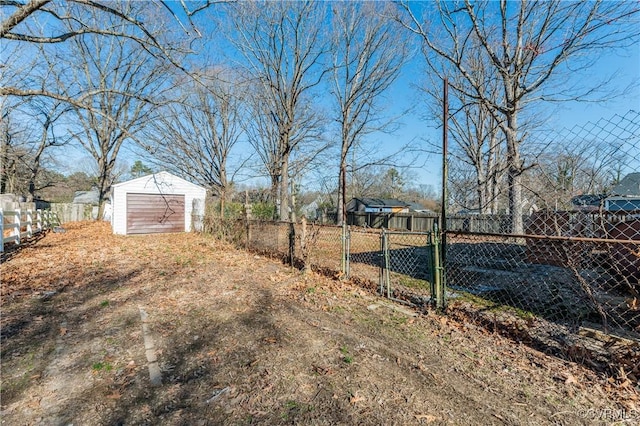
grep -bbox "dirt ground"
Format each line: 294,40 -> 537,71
1,222 -> 639,425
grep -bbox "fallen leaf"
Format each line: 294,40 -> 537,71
414,414 -> 438,423
565,374 -> 578,385
312,365 -> 333,375
350,393 -> 365,405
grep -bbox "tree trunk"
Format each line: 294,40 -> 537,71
96,158 -> 112,221
504,113 -> 523,234
270,174 -> 279,207
487,131 -> 499,214
219,188 -> 226,218
337,149 -> 348,226
290,174 -> 297,222
280,155 -> 290,221
476,153 -> 486,214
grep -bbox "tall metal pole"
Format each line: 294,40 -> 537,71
440,77 -> 449,308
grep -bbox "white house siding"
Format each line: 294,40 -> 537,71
111,172 -> 207,235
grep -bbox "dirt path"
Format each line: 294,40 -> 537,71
1,222 -> 638,425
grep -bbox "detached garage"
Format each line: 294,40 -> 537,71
111,171 -> 206,235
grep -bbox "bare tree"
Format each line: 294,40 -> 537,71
0,0 -> 217,40
142,70 -> 244,214
243,85 -> 328,219
226,0 -> 328,220
330,1 -> 408,225
0,96 -> 65,198
1,0 -> 209,51
1,0 -> 218,106
0,99 -> 27,194
425,39 -> 508,215
21,98 -> 70,200
528,133 -> 627,209
57,12 -> 167,217
398,0 -> 640,233
243,89 -> 282,211
448,96 -> 506,215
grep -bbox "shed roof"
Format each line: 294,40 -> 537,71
112,171 -> 205,191
610,173 -> 640,197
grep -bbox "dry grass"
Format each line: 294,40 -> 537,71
1,221 -> 638,425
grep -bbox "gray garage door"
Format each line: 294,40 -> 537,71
126,193 -> 185,234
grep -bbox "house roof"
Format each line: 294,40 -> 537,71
571,194 -> 606,207
406,201 -> 435,213
73,190 -> 98,204
354,198 -> 410,207
610,173 -> 640,197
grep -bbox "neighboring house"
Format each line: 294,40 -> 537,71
346,198 -> 410,214
605,172 -> 640,211
72,186 -> 100,204
71,185 -> 108,220
111,171 -> 206,235
300,200 -> 323,220
571,194 -> 606,211
301,196 -> 337,220
407,202 -> 436,214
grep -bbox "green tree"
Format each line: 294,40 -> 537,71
130,160 -> 152,178
381,168 -> 404,199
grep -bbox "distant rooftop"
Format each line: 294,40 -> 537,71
610,173 -> 640,197
72,187 -> 100,204
354,198 -> 410,207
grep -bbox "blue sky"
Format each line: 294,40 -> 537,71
388,32 -> 640,189
54,1 -> 640,192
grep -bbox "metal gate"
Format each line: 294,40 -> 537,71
346,227 -> 445,308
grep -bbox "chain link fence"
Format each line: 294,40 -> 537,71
202,110 -> 638,380
379,231 -> 434,303
217,217 -> 440,303
347,228 -> 383,291
293,221 -> 343,276
445,111 -> 640,349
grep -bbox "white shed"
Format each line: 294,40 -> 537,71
111,171 -> 207,235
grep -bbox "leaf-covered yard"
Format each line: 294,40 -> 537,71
1,222 -> 638,425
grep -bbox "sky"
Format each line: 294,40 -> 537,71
343,41 -> 640,192
41,1 -> 640,193
57,42 -> 639,190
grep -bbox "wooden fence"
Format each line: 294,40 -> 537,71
0,209 -> 60,252
346,212 -> 511,233
347,212 -> 439,231
49,203 -> 98,223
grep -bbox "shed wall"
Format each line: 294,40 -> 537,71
111,172 -> 206,235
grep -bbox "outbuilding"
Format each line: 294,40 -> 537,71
111,171 -> 206,235
346,198 -> 410,214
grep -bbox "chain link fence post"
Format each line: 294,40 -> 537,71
382,230 -> 391,298
345,225 -> 351,279
432,223 -> 446,310
288,221 -> 295,267
341,222 -> 347,279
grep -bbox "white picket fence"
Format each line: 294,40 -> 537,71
0,209 -> 60,253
